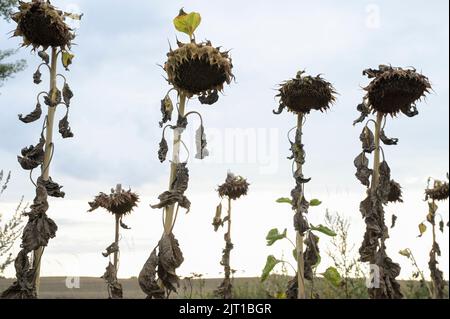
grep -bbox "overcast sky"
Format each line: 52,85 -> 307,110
0,0 -> 449,288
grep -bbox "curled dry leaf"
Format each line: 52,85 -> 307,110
62,83 -> 74,105
304,232 -> 320,280
18,102 -> 42,123
37,176 -> 65,198
151,163 -> 191,211
159,95 -> 173,128
360,126 -> 376,153
391,214 -> 397,229
38,50 -> 50,64
17,136 -> 45,170
354,152 -> 372,187
102,242 -> 119,258
195,125 -> 209,160
212,203 -> 223,232
353,102 -> 370,126
157,233 -> 184,293
101,262 -> 123,299
158,136 -> 169,163
138,249 -> 165,299
59,113 -> 74,139
369,250 -> 403,299
33,69 -> 42,84
380,130 -> 399,146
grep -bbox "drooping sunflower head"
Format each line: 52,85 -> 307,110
164,41 -> 234,98
363,65 -> 431,116
276,71 -> 337,114
425,179 -> 449,202
89,187 -> 139,216
218,172 -> 249,200
12,0 -> 74,50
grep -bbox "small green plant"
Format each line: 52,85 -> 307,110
324,211 -> 368,299
138,9 -> 234,299
0,170 -> 25,277
353,65 -> 431,299
273,70 -> 337,299
417,175 -> 449,299
88,184 -> 139,299
1,0 -> 81,299
261,198 -> 336,299
212,172 -> 249,299
399,248 -> 432,298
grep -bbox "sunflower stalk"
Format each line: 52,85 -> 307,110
164,93 -> 186,234
370,112 -> 384,196
295,113 -> 306,299
32,47 -> 58,292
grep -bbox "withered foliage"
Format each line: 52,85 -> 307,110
58,113 -> 74,139
151,163 -> 191,212
217,172 -> 249,200
424,177 -> 448,299
1,182 -> 57,299
303,232 -> 320,281
159,95 -> 173,128
17,134 -> 45,170
354,120 -> 403,299
275,71 -> 336,115
356,65 -> 431,117
12,0 -> 75,50
102,262 -> 123,299
214,173 -> 248,299
18,102 -> 42,123
165,41 -> 234,98
37,176 -> 65,198
139,234 -> 184,299
88,188 -> 139,216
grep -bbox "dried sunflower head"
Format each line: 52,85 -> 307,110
12,0 -> 74,50
164,41 -> 233,97
277,71 -> 337,114
217,172 -> 249,200
363,65 -> 431,116
387,180 -> 403,203
89,187 -> 139,216
425,180 -> 449,202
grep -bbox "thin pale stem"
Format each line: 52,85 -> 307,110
33,47 -> 58,293
296,113 -> 306,300
371,112 -> 384,195
114,214 -> 120,271
431,202 -> 438,299
164,93 -> 187,234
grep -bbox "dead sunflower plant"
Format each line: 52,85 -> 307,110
1,0 -> 81,299
138,9 -> 233,299
353,65 -> 431,299
273,70 -> 337,299
88,184 -> 139,299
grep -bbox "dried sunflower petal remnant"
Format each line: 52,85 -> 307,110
362,65 -> 431,116
276,71 -> 336,114
217,172 -> 249,200
12,0 -> 75,50
165,41 -> 234,98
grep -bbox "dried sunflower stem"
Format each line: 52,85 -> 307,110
295,113 -> 306,300
370,112 -> 384,195
33,47 -> 58,292
430,201 -> 438,299
164,93 -> 187,234
224,197 -> 232,281
114,215 -> 120,270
